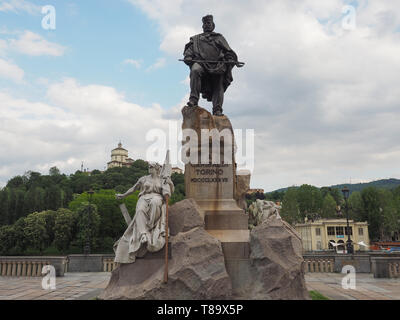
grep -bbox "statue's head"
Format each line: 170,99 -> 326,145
148,162 -> 162,175
202,15 -> 215,33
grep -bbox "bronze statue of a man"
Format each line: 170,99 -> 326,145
183,15 -> 243,116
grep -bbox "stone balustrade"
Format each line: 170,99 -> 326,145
1,252 -> 399,278
103,258 -> 117,272
389,262 -> 400,278
0,260 -> 49,277
303,258 -> 334,273
0,256 -> 68,277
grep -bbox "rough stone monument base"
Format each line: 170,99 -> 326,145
100,199 -> 310,300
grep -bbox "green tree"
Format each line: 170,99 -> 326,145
361,187 -> 383,241
348,191 -> 364,221
69,190 -> 138,242
75,202 -> 101,252
6,176 -> 25,189
321,194 -> 337,218
23,212 -> 48,253
281,187 -> 300,224
45,185 -> 62,210
0,188 -> 9,226
0,225 -> 16,255
297,184 -> 323,219
13,217 -> 28,253
378,189 -> 400,241
321,187 -> 343,205
14,189 -> 25,221
22,187 -> 36,216
49,166 -> 60,176
54,208 -> 77,253
41,210 -> 57,247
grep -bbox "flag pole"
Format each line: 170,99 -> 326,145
164,195 -> 169,283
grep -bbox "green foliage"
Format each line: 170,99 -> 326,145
309,291 -> 329,300
54,208 -> 77,253
0,188 -> 9,226
75,203 -> 101,251
169,173 -> 185,205
45,185 -> 62,211
23,212 -> 48,253
69,190 -> 138,241
13,217 -> 29,253
321,194 -> 337,218
0,225 -> 16,255
280,187 -> 300,225
348,191 -> 363,221
265,190 -> 285,202
361,187 -> 383,241
297,184 -> 323,219
320,187 -> 343,205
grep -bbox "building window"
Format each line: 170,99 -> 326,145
317,241 -> 322,250
315,228 -> 321,236
327,227 -> 335,236
345,226 -> 353,236
336,226 -> 344,236
358,228 -> 363,236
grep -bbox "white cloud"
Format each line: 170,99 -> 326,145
0,0 -> 40,14
0,39 -> 7,56
123,59 -> 142,69
0,79 -> 173,186
0,58 -> 24,82
146,57 -> 166,71
8,31 -> 66,56
128,0 -> 400,191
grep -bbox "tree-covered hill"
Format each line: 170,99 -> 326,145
0,160 -> 185,227
268,178 -> 400,195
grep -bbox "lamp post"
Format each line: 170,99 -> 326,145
84,188 -> 94,255
341,186 -> 353,254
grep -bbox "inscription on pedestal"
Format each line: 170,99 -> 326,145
191,164 -> 229,183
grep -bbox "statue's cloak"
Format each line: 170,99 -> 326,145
184,32 -> 238,102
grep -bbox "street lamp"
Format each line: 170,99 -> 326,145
84,188 -> 94,255
341,186 -> 353,254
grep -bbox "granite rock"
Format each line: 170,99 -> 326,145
99,199 -> 232,300
235,216 -> 310,300
168,198 -> 204,236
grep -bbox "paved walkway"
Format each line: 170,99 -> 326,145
0,273 -> 110,300
1,272 -> 400,300
306,273 -> 400,300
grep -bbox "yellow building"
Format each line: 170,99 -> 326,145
295,219 -> 369,253
172,167 -> 184,175
107,142 -> 134,169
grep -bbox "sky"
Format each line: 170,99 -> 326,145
0,0 -> 399,192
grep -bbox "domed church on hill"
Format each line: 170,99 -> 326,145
107,142 -> 134,169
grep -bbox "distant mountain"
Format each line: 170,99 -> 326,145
329,178 -> 400,193
267,178 -> 400,194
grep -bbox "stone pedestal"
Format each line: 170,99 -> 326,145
182,105 -> 250,290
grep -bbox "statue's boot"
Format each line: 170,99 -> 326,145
213,105 -> 223,116
187,98 -> 198,108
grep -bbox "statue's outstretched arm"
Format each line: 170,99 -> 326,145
116,178 -> 142,200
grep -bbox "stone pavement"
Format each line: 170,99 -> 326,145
0,273 -> 110,300
1,272 -> 400,300
306,273 -> 400,300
